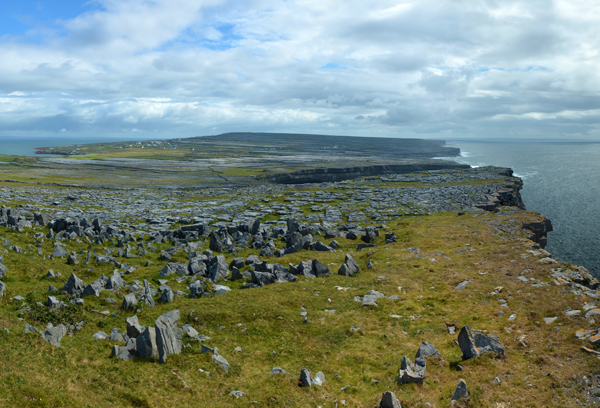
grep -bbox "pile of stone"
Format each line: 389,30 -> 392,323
397,341 -> 442,385
0,206 -> 34,231
246,259 -> 331,288
61,271 -> 126,298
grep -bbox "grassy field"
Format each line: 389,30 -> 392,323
34,132 -> 460,161
0,137 -> 596,407
0,209 -> 597,407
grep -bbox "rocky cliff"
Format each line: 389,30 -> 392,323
261,161 -> 470,184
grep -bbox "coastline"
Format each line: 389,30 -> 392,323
0,164 -> 599,406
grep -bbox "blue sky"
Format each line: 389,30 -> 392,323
1,1 -> 95,37
0,0 -> 599,140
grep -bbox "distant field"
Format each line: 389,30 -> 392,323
35,132 -> 461,161
0,133 -> 465,189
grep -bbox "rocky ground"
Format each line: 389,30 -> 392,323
0,166 -> 598,407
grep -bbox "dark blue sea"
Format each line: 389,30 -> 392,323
444,140 -> 600,277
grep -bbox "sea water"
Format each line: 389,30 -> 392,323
443,140 -> 600,277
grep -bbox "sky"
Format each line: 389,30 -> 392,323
0,0 -> 599,141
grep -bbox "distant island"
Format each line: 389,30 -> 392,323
28,132 -> 467,187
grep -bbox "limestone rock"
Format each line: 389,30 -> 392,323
415,341 -> 442,359
380,391 -> 402,408
208,255 -> 229,282
212,354 -> 230,372
140,279 -> 155,307
300,368 -> 312,387
122,293 -> 138,310
159,287 -> 174,303
452,379 -> 469,402
136,327 -> 158,359
155,310 -> 182,363
313,371 -> 326,386
126,315 -> 144,338
312,259 -> 331,277
62,273 -> 85,296
190,280 -> 204,298
338,253 -> 360,277
106,271 -> 125,290
270,367 -> 289,377
41,324 -> 67,347
458,326 -> 505,359
397,356 -> 426,384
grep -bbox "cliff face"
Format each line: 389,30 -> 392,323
262,161 -> 470,184
475,183 -> 525,211
523,216 -> 554,248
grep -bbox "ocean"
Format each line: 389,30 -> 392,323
444,140 -> 600,277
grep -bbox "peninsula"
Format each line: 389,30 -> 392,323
0,133 -> 597,407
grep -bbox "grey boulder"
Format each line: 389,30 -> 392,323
155,310 -> 183,363
159,287 -> 174,303
122,293 -> 138,310
111,338 -> 137,360
415,341 -> 442,359
270,367 -> 290,377
126,315 -> 145,338
300,368 -> 312,387
140,279 -> 155,308
212,354 -> 230,373
452,379 -> 469,402
312,260 -> 331,277
313,371 -> 326,386
397,356 -> 426,384
458,326 -> 505,359
337,253 -> 360,277
380,391 -> 402,408
136,327 -> 158,359
189,280 -> 204,298
62,273 -> 85,295
208,255 -> 229,282
41,324 -> 67,347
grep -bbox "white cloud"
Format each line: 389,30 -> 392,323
0,0 -> 599,139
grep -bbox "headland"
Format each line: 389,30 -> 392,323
0,133 -> 597,407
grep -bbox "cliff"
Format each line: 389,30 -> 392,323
0,165 -> 597,408
261,161 -> 470,184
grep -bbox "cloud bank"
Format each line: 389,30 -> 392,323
1,0 -> 599,140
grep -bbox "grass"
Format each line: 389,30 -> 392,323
0,209 -> 597,407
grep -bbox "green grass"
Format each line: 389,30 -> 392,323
0,209 -> 596,407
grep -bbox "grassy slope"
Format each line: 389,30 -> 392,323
0,210 -> 596,407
